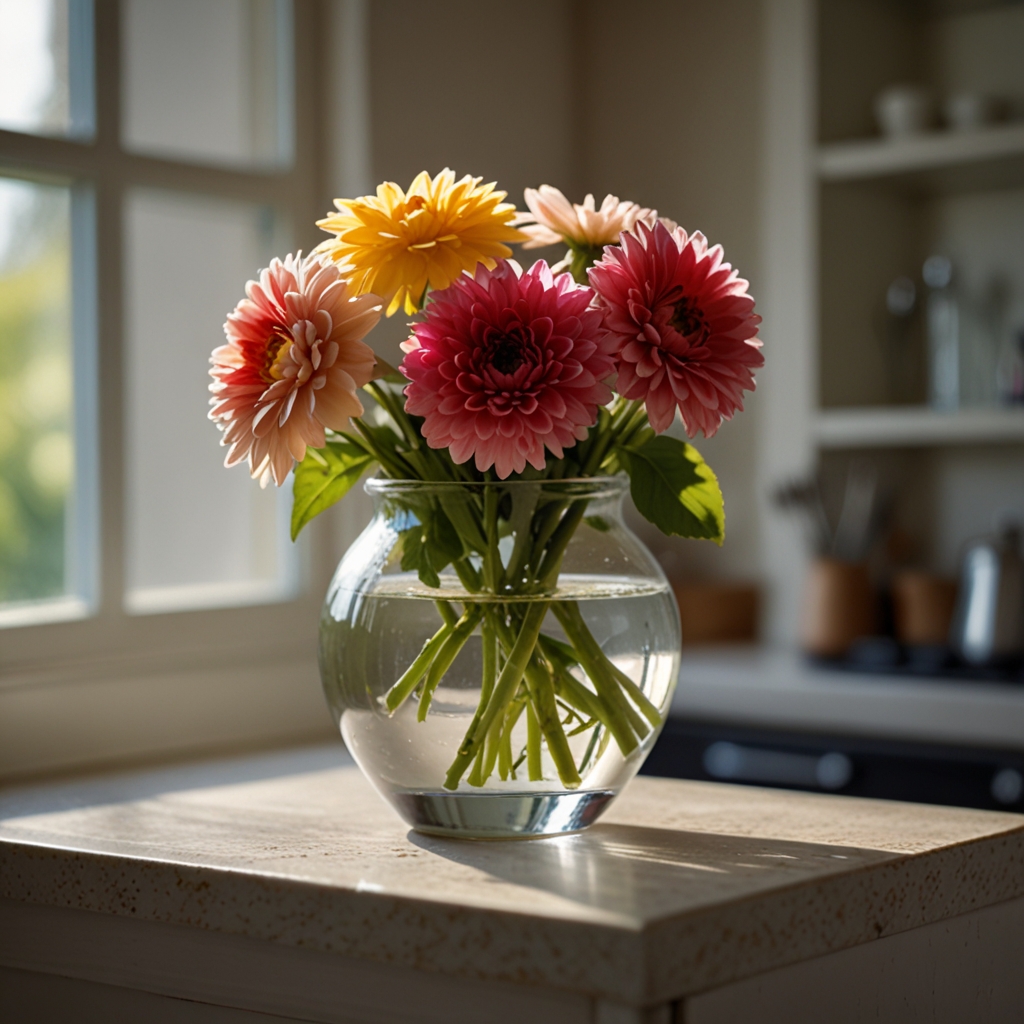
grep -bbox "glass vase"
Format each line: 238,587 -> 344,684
319,476 -> 680,838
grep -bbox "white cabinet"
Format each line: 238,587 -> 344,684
760,0 -> 1024,642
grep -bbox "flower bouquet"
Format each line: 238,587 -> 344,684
210,170 -> 761,836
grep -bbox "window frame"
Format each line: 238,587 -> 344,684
0,0 -> 356,778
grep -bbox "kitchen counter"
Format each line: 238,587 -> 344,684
673,647 -> 1024,750
2,744 -> 1024,1023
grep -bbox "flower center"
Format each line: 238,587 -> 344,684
670,298 -> 709,345
262,327 -> 293,383
488,331 -> 527,375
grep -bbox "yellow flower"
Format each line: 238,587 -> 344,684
316,169 -> 529,316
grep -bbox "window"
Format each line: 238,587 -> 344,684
0,0 -> 360,778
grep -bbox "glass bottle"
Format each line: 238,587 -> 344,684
923,256 -> 959,412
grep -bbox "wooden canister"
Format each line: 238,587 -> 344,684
801,558 -> 876,657
891,571 -> 958,646
671,582 -> 760,645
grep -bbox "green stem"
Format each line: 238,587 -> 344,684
542,631 -> 661,729
384,620 -> 453,712
367,381 -> 420,450
524,654 -> 581,788
549,659 -> 621,735
552,658 -> 637,755
483,486 -> 501,592
467,746 -> 487,787
526,703 -> 542,781
436,600 -> 459,629
480,616 -> 497,706
537,503 -> 589,586
349,419 -> 417,479
606,660 -> 662,728
463,612 -> 499,788
417,605 -> 483,721
578,724 -> 606,776
498,699 -> 525,780
466,617 -> 502,787
476,712 -> 504,786
451,556 -> 483,593
552,601 -> 651,745
503,483 -> 542,591
444,601 -> 547,790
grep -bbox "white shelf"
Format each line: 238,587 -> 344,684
817,122 -> 1024,190
814,406 -> 1024,449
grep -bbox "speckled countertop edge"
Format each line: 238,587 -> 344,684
4,819 -> 1024,1003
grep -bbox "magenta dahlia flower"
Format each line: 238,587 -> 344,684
400,259 -> 616,478
209,252 -> 382,486
589,221 -> 762,437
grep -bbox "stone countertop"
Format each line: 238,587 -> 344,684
673,647 -> 1024,749
2,745 -> 1023,1006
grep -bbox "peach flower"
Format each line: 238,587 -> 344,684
209,252 -> 382,486
514,185 -> 659,250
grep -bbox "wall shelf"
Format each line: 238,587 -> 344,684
817,122 -> 1024,192
815,406 -> 1024,449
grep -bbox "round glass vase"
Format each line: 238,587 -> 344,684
319,475 -> 681,839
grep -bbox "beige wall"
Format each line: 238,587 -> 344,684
579,0 -> 765,580
364,0 -> 577,366
362,0 -> 768,583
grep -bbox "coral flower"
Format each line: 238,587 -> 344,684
316,169 -> 529,318
589,221 -> 762,437
209,252 -> 382,487
400,260 -> 616,479
514,185 -> 658,250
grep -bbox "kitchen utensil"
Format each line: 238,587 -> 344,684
833,461 -> 878,562
774,478 -> 832,555
950,524 -> 1024,665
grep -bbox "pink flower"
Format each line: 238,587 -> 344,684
209,252 -> 382,486
514,185 -> 659,250
588,221 -> 762,437
400,259 -> 616,478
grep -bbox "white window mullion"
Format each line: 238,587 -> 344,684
68,181 -> 99,616
92,0 -> 127,627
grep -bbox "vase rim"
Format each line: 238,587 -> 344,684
364,474 -> 629,496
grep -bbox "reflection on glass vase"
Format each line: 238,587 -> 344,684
319,476 -> 681,839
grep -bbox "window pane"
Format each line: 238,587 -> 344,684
121,0 -> 293,169
124,188 -> 296,614
0,0 -> 94,139
0,176 -> 76,610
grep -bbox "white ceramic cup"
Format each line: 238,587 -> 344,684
874,85 -> 936,138
944,93 -> 997,131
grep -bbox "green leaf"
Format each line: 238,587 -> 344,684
584,515 -> 611,532
619,435 -> 725,544
400,526 -> 439,588
291,441 -> 376,541
400,506 -> 464,588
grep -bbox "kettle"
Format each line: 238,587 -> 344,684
950,524 -> 1024,666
